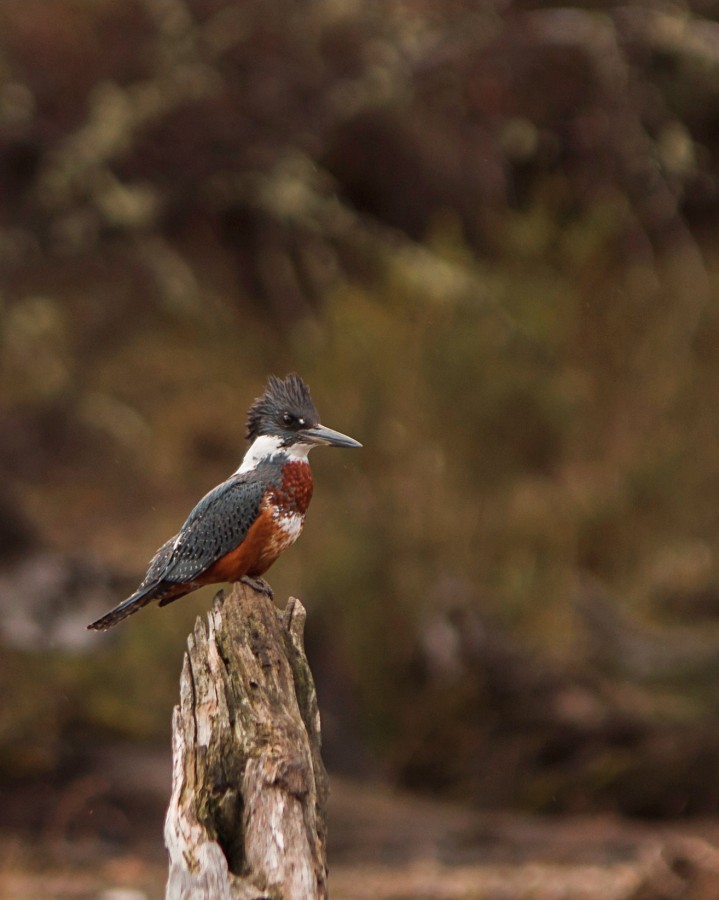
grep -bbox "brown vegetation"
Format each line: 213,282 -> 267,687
3,2 -> 719,892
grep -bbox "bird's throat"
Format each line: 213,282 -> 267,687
236,434 -> 312,474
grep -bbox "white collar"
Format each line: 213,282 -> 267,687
235,434 -> 312,474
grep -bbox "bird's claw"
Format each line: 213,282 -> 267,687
240,575 -> 274,598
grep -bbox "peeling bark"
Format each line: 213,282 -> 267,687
164,584 -> 329,899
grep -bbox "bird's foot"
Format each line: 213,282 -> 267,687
241,575 -> 274,598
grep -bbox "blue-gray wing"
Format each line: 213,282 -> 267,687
152,475 -> 267,585
86,474 -> 269,631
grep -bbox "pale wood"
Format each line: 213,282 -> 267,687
164,583 -> 329,899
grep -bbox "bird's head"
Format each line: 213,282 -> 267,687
246,373 -> 362,453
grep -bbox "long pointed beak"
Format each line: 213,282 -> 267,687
302,423 -> 362,449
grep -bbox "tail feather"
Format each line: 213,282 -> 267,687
87,582 -> 165,631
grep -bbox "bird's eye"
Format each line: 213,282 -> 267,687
282,412 -> 296,427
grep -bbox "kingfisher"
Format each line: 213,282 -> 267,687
87,373 -> 361,631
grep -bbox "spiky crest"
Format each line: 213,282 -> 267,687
246,373 -> 319,442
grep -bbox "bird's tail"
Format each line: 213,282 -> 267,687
87,581 -> 169,631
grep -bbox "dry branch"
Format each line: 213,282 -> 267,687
164,583 -> 329,899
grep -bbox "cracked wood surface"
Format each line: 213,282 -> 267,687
164,583 -> 329,899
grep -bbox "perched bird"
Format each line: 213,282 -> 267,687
87,374 -> 361,631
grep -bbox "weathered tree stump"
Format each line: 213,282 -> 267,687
164,583 -> 329,899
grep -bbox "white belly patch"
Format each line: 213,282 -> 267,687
275,511 -> 304,547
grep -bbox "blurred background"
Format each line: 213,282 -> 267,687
3,0 -> 719,897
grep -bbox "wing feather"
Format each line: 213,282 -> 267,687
159,475 -> 267,584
